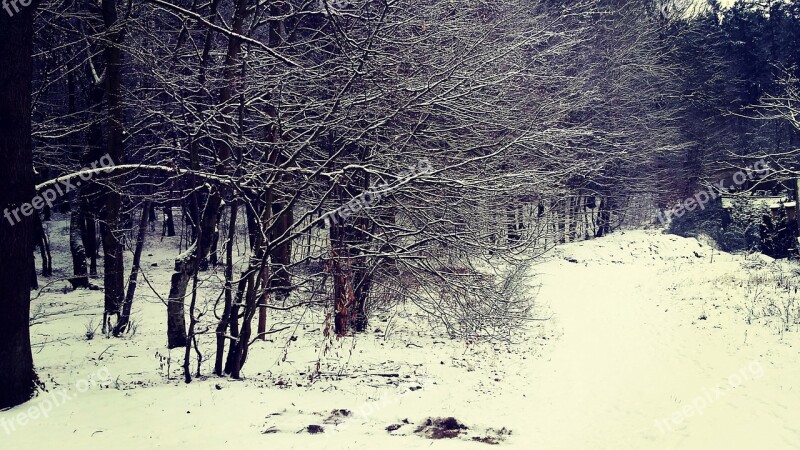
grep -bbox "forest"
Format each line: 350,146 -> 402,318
1,0 -> 799,448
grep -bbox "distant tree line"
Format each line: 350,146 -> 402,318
660,0 -> 800,255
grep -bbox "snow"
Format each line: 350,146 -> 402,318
3,225 -> 800,449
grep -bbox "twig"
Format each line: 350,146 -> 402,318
98,345 -> 113,360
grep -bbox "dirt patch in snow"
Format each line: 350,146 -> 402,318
415,417 -> 468,439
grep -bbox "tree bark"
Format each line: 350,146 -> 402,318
261,202 -> 292,339
85,211 -> 99,276
163,205 -> 175,236
596,197 -> 611,238
0,5 -> 38,409
83,42 -> 104,278
229,189 -> 272,377
215,202 -> 238,375
166,0 -> 246,348
100,0 -> 126,327
352,266 -> 372,333
568,196 -> 581,242
114,201 -> 150,336
68,68 -> 89,288
69,195 -> 89,287
33,213 -> 52,277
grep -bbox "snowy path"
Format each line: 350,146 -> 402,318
514,232 -> 800,449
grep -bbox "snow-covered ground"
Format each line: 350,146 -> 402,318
3,228 -> 800,449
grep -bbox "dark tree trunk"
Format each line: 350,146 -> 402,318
114,202 -> 150,336
209,232 -> 219,267
185,195 -> 201,244
507,204 -> 520,244
166,0 -> 245,348
330,209 -> 355,336
230,261 -> 266,378
327,148 -> 373,337
148,203 -> 156,231
229,190 -> 272,377
166,0 -> 222,349
245,201 -> 260,250
167,194 -> 224,348
33,213 -> 52,277
83,18 -> 106,279
215,202 -> 238,375
596,197 -> 612,238
69,192 -> 89,288
568,196 -> 580,242
0,5 -> 38,409
260,200 -> 291,339
163,205 -> 176,236
67,69 -> 89,288
30,259 -> 38,290
352,269 -> 371,333
223,272 -> 247,374
207,206 -> 223,268
84,211 -> 99,276
100,170 -> 125,323
42,191 -> 51,221
332,249 -> 352,336
100,0 -> 126,328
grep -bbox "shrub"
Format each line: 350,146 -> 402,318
668,195 -> 765,253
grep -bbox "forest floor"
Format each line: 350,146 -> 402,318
3,224 -> 800,449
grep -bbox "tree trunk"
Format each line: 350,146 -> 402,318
83,30 -> 104,278
215,202 -> 238,375
148,203 -> 156,231
353,267 -> 371,333
568,196 -> 580,242
507,203 -> 519,244
166,0 -> 246,348
67,68 -> 89,288
100,0 -> 126,327
85,211 -> 99,276
330,214 -> 354,336
69,191 -> 89,288
206,206 -> 224,269
33,213 -> 52,277
30,258 -> 38,290
163,205 -> 176,237
231,260 -> 267,378
223,271 -> 247,374
596,197 -> 611,238
260,202 -> 291,338
114,202 -> 150,336
229,190 -> 272,377
0,5 -> 38,409
245,200 -> 260,250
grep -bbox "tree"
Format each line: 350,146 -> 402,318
0,2 -> 39,409
98,0 -> 127,334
